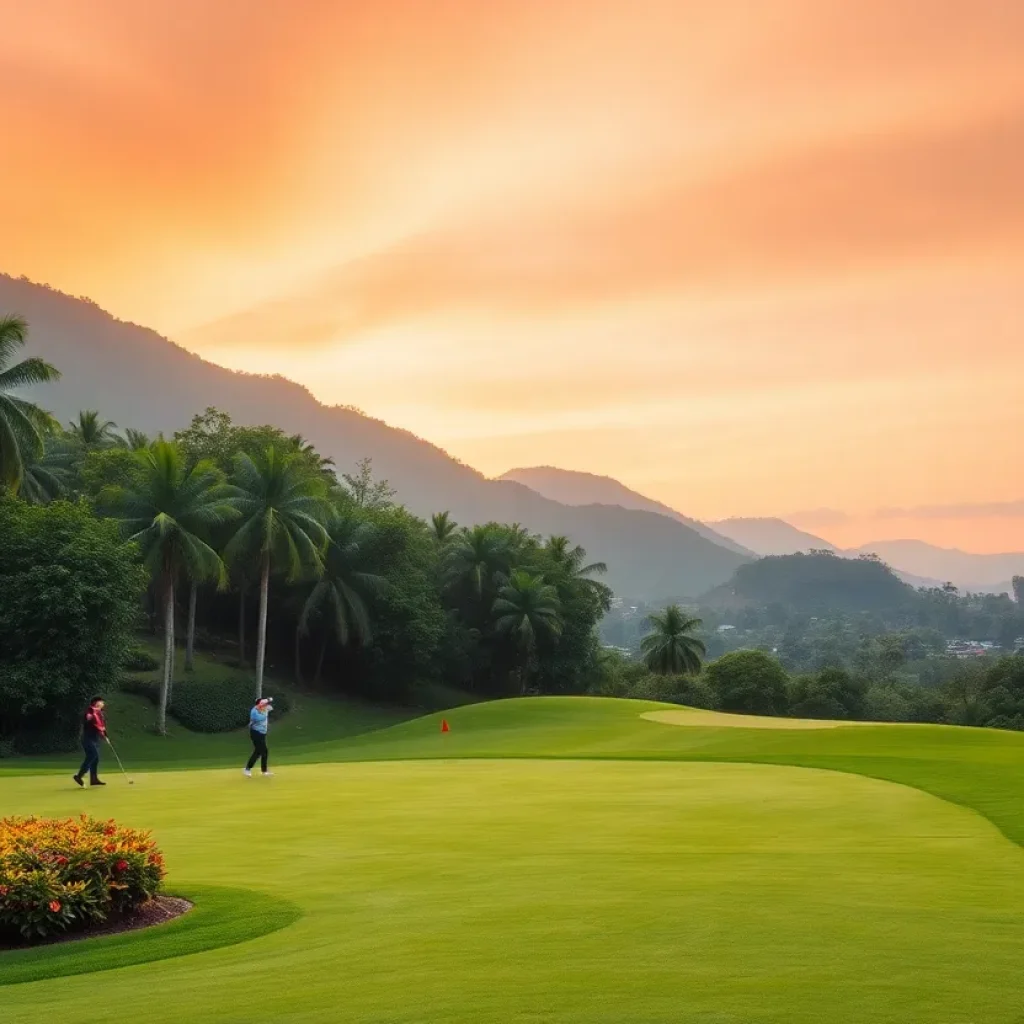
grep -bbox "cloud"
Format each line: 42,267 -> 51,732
183,92 -> 1024,354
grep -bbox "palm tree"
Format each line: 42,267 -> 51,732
103,441 -> 238,733
122,428 -> 152,451
492,570 -> 563,693
225,447 -> 333,698
19,431 -> 76,505
430,511 -> 458,547
297,514 -> 386,683
68,410 -> 120,449
0,314 -> 61,493
444,524 -> 512,601
640,605 -> 706,676
544,535 -> 612,609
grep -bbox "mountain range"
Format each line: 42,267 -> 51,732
503,474 -> 1021,595
2,274 -> 746,601
6,273 -> 1020,601
499,467 -> 754,556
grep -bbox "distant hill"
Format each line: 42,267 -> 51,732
849,540 -> 1024,593
709,517 -> 1019,594
702,551 -> 916,614
499,466 -> 755,556
2,273 -> 749,600
707,517 -> 837,556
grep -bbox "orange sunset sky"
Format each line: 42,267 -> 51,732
1,0 -> 1022,551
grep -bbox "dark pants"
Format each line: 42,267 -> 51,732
246,729 -> 269,773
78,737 -> 101,782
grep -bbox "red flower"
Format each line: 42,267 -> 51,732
56,855 -> 68,866
0,885 -> 9,897
115,859 -> 129,872
49,900 -> 61,913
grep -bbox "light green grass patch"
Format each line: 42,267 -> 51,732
3,759 -> 1024,1023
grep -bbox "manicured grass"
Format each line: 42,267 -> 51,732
4,697 -> 1024,1022
0,886 -> 301,987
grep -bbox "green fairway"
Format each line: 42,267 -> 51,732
4,697 -> 1024,1022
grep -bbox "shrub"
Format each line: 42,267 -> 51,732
122,648 -> 160,672
704,650 -> 789,715
862,684 -> 911,722
787,667 -> 866,720
624,673 -> 719,709
170,678 -> 291,732
0,499 -> 146,753
122,677 -> 291,732
0,815 -> 165,942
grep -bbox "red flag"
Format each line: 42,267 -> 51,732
441,719 -> 450,733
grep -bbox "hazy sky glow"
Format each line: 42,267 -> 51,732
2,0 -> 1023,550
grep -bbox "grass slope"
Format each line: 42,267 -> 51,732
4,697 -> 1024,1022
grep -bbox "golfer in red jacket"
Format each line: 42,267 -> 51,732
74,696 -> 108,787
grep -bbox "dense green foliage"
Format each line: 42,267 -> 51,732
715,550 -> 916,613
704,649 -> 789,714
0,338 -> 611,746
0,498 -> 145,752
122,676 -> 294,733
0,314 -> 60,493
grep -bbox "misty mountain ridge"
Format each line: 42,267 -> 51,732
505,476 -> 1022,595
2,272 -> 748,601
709,516 -> 1020,594
499,466 -> 755,556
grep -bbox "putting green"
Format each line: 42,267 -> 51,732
4,758 -> 1024,1023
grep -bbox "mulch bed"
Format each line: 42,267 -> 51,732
0,896 -> 192,951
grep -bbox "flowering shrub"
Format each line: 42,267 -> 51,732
0,815 -> 165,942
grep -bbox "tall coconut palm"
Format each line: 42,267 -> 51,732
492,570 -> 563,693
0,314 -> 61,493
297,515 -> 386,683
69,410 -> 120,449
225,447 -> 333,698
103,441 -> 238,733
640,605 -> 706,676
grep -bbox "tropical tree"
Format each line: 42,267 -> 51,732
297,514 -> 386,683
342,457 -> 395,510
444,524 -> 512,602
225,447 -> 333,697
492,570 -> 562,693
69,410 -> 120,449
121,428 -> 152,451
640,605 -> 707,676
103,441 -> 238,733
0,314 -> 61,493
19,430 -> 76,505
544,535 -> 611,603
430,511 -> 458,547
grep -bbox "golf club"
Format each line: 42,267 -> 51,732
106,737 -> 134,785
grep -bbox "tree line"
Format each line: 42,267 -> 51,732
0,317 -> 610,749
